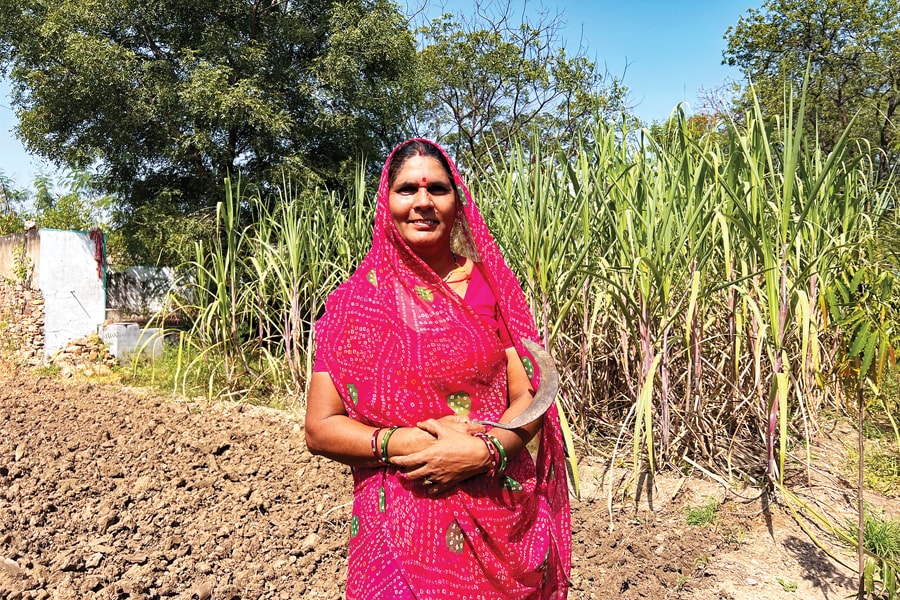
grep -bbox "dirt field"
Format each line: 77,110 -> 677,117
0,362 -> 889,599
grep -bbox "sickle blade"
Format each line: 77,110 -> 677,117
474,339 -> 560,430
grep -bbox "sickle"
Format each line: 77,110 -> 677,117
473,339 -> 560,430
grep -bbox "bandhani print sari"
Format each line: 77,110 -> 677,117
315,139 -> 571,599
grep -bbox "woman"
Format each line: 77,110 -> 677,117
305,139 -> 571,599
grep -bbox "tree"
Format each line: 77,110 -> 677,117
0,170 -> 111,236
30,171 -> 118,234
411,1 -> 629,170
0,0 -> 421,264
723,0 -> 900,178
31,178 -> 93,233
0,171 -> 27,236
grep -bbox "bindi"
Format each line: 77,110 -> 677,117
420,176 -> 428,186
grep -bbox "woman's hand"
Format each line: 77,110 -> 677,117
390,418 -> 490,495
435,414 -> 486,436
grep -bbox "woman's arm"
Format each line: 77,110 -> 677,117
304,372 -> 476,467
484,345 -> 543,456
392,347 -> 542,494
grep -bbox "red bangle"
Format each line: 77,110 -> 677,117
371,428 -> 385,463
475,433 -> 500,478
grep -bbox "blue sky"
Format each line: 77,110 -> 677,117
0,0 -> 757,190
411,0 -> 755,119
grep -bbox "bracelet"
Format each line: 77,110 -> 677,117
380,426 -> 400,465
485,433 -> 507,477
476,433 -> 499,477
475,432 -> 507,478
371,428 -> 386,463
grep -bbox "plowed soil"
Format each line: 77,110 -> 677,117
0,361 -> 887,599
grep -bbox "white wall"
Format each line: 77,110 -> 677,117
107,266 -> 176,316
38,229 -> 106,356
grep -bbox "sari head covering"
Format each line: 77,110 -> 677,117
315,139 -> 571,599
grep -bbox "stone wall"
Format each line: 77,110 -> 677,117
0,279 -> 45,365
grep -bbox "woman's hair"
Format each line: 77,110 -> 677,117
387,140 -> 455,188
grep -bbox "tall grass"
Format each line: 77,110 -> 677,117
161,95 -> 898,492
475,100 -> 895,488
165,171 -> 372,401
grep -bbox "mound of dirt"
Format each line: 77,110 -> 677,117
0,363 -> 880,599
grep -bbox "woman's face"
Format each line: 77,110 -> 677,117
388,154 -> 457,259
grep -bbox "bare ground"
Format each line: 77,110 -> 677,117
0,362 -> 894,599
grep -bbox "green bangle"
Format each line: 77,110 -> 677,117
381,426 -> 400,465
486,434 -> 507,477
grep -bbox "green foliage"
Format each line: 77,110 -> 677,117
684,497 -> 719,527
775,577 -> 798,592
168,170 -> 372,400
827,255 -> 897,385
11,240 -> 31,283
31,176 -> 94,232
848,440 -> 900,498
124,336 -> 209,397
415,4 -> 628,169
844,509 -> 900,598
109,201 -> 216,267
723,0 -> 900,176
858,510 -> 900,562
32,171 -> 113,232
0,0 -> 420,263
0,211 -> 24,236
0,169 -> 113,237
31,363 -> 61,377
0,171 -> 28,235
647,107 -> 731,150
864,449 -> 900,496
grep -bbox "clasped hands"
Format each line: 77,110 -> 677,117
389,415 -> 491,495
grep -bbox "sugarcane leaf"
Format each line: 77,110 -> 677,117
860,333 -> 877,381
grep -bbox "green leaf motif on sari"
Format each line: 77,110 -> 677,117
367,269 -> 377,287
521,355 -> 534,380
445,520 -> 465,554
446,392 -> 471,415
350,514 -> 359,538
378,486 -> 386,513
347,383 -> 359,405
415,286 -> 433,302
502,476 -> 523,492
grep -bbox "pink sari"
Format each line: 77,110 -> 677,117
314,139 -> 571,599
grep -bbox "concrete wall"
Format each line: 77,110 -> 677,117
99,323 -> 164,359
37,229 -> 106,355
107,266 -> 176,318
0,229 -> 41,288
0,229 -> 183,363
